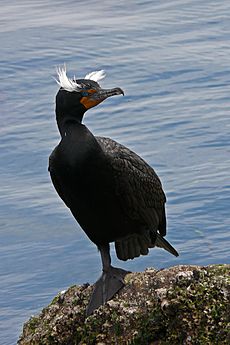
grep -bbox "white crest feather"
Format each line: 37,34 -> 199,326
55,65 -> 81,92
84,70 -> 106,82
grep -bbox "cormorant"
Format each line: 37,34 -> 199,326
49,66 -> 178,316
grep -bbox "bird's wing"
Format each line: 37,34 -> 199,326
96,136 -> 170,260
96,136 -> 167,232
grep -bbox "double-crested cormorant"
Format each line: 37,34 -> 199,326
49,66 -> 178,316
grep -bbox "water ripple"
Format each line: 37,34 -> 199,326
0,1 -> 230,344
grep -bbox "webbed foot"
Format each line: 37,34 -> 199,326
86,266 -> 130,316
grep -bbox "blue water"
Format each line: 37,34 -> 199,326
1,1 -> 230,343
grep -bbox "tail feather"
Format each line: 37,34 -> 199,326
115,231 -> 179,261
155,233 -> 179,257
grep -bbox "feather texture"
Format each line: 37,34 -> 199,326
84,70 -> 106,82
55,65 -> 81,92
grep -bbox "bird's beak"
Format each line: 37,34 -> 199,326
80,87 -> 124,110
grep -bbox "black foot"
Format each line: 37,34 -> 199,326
86,266 -> 130,316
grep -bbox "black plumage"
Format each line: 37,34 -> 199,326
49,67 -> 178,315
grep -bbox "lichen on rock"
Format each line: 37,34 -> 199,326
18,264 -> 230,344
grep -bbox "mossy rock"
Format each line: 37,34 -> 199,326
18,264 -> 230,344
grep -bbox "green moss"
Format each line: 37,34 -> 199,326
131,307 -> 166,344
111,311 -> 123,337
26,316 -> 40,334
49,295 -> 61,306
130,265 -> 229,345
18,265 -> 230,345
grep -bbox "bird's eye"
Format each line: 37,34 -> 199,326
81,91 -> 89,97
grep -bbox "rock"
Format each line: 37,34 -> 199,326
18,264 -> 229,344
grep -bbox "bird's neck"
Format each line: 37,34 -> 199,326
56,112 -> 100,152
56,113 -> 103,172
59,117 -> 78,138
56,111 -> 85,138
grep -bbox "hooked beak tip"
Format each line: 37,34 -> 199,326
115,87 -> 124,96
99,87 -> 124,99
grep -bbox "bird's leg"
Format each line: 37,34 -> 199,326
100,243 -> 112,273
100,244 -> 130,301
86,243 -> 130,316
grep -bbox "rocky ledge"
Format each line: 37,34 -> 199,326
18,264 -> 229,344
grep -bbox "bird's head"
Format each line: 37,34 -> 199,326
55,65 -> 124,121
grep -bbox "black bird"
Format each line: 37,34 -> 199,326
49,66 -> 178,315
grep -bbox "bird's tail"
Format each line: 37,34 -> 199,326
155,233 -> 179,257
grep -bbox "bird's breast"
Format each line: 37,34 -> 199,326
50,143 -> 134,245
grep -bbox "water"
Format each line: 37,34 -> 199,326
1,1 -> 230,343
